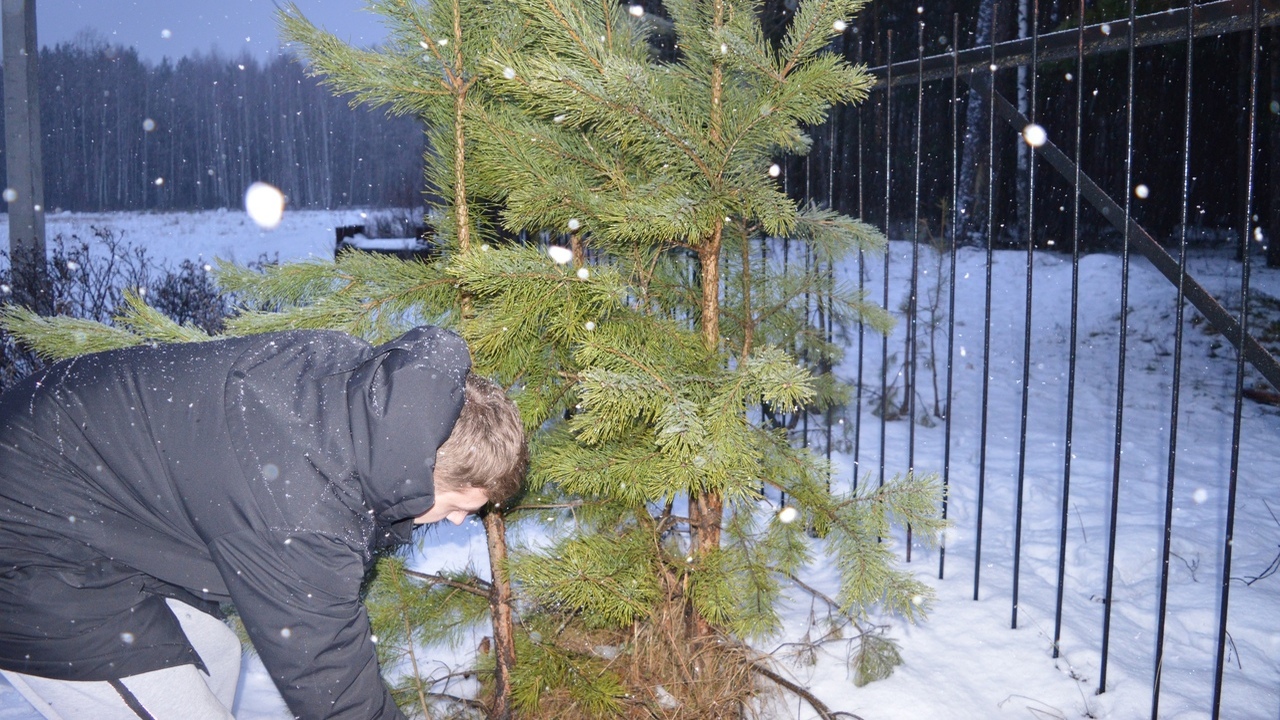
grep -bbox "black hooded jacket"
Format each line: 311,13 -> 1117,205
0,326 -> 470,719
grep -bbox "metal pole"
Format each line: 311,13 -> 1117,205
1211,1 -> 1259,714
939,11 -> 960,581
974,2 -> 999,601
2,0 -> 48,314
1052,0 -> 1087,661
1151,1 -> 1197,714
1098,0 -> 1138,695
906,18 -> 924,562
1011,0 -> 1040,631
879,30 -> 892,491
853,34 -> 866,494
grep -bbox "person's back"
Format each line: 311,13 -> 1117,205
0,326 -> 505,719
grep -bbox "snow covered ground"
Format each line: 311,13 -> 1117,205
1,209 -> 1277,719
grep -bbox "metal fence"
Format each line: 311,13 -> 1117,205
788,1 -> 1280,717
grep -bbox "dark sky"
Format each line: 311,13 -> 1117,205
34,0 -> 388,63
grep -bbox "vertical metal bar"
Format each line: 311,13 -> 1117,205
940,11 -> 961,581
1099,0 -> 1139,694
974,2 -> 998,601
853,34 -> 866,494
1053,0 -> 1086,661
1211,1 -> 1259,714
906,18 -> 925,562
880,30 -> 893,491
826,90 -> 837,478
760,228 -> 769,499
1151,2 -> 1197,715
803,151 -> 811,455
1011,0 -> 1040,632
782,161 -> 791,507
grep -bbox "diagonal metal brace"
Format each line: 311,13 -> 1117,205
963,71 -> 1280,393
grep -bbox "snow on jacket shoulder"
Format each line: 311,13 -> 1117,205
0,326 -> 470,720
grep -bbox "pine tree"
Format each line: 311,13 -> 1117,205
2,0 -> 943,716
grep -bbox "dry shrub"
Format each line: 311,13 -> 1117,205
516,598 -> 780,720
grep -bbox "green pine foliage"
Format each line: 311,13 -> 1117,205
0,0 -> 945,714
364,556 -> 493,716
508,623 -> 630,716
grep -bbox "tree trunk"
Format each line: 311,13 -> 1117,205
686,5 -> 729,637
1014,0 -> 1031,244
483,510 -> 516,720
687,225 -> 725,643
956,0 -> 995,245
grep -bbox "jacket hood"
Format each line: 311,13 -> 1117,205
346,326 -> 470,525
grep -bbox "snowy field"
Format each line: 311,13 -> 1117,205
1,209 -> 1278,719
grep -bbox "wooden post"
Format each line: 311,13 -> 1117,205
2,0 -> 49,313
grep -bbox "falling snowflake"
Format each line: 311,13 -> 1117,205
245,182 -> 285,229
1022,123 -> 1047,148
1134,184 -> 1149,199
778,506 -> 798,524
768,163 -> 781,177
577,267 -> 590,280
547,245 -> 574,264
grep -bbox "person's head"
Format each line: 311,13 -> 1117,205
414,373 -> 527,525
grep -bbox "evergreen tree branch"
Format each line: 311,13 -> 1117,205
751,662 -> 865,720
427,691 -> 486,712
403,569 -> 493,598
0,305 -> 141,360
402,611 -> 434,719
782,571 -> 844,619
554,77 -> 714,178
535,0 -> 607,73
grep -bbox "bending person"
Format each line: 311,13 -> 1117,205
0,326 -> 526,719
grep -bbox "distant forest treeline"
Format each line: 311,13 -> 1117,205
0,39 -> 426,212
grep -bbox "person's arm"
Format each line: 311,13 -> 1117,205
208,530 -> 406,720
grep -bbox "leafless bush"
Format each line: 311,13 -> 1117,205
0,227 -> 254,392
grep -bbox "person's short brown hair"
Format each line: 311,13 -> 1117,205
433,373 -> 527,506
